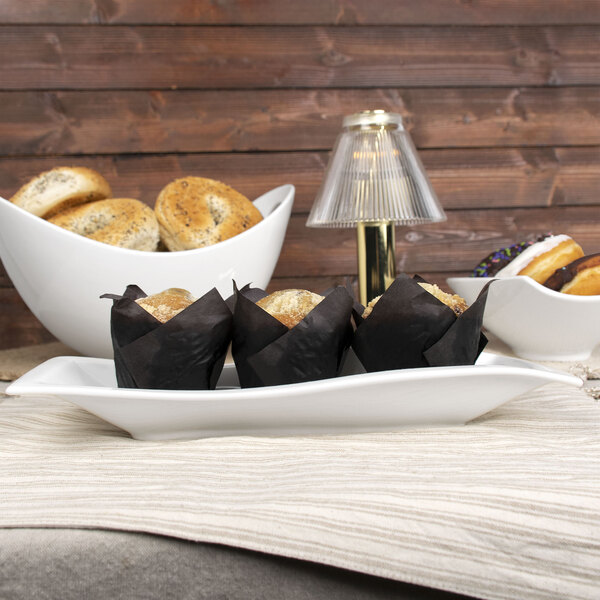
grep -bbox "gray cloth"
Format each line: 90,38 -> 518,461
0,529 -> 470,600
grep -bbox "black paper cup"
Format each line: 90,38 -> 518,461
352,274 -> 491,372
101,285 -> 232,390
231,284 -> 354,388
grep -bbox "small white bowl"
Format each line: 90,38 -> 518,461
447,276 -> 600,361
0,184 -> 294,358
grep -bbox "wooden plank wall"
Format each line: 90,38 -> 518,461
1,1 -> 599,349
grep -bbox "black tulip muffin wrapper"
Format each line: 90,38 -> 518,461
101,285 -> 233,390
352,274 -> 492,372
232,285 -> 354,388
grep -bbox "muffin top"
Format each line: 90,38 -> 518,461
362,282 -> 468,318
136,288 -> 196,323
256,289 -> 325,328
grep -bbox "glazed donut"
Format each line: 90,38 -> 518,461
10,166 -> 112,218
48,197 -> 160,251
362,283 -> 468,318
136,288 -> 197,322
473,234 -> 584,284
256,289 -> 324,329
154,177 -> 263,251
543,253 -> 600,295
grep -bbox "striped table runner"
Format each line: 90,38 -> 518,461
1,362 -> 599,599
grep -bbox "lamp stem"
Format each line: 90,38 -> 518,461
357,222 -> 396,306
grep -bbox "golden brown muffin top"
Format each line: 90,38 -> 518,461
362,282 -> 468,318
135,288 -> 196,323
256,289 -> 325,329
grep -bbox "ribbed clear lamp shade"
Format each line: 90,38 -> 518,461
306,111 -> 446,228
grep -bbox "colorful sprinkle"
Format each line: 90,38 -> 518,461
472,233 -> 553,277
472,240 -> 535,277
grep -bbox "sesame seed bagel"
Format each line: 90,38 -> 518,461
154,177 -> 263,251
48,198 -> 160,251
10,166 -> 112,218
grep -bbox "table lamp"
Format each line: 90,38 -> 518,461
307,110 -> 446,306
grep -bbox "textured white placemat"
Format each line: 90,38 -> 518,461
1,367 -> 599,600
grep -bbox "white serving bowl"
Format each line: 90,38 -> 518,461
447,276 -> 600,361
0,184 -> 294,358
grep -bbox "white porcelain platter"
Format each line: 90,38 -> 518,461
6,352 -> 581,441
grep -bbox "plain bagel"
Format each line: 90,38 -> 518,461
154,177 -> 263,251
48,197 -> 160,251
10,166 -> 112,218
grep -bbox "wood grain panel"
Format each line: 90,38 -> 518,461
551,147 -> 600,206
274,206 -> 600,277
2,88 -> 599,156
0,288 -> 56,350
1,1 -> 599,25
1,26 -> 599,89
1,147 -> 599,212
0,4 -> 599,353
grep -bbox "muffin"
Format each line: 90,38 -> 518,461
102,285 -> 232,390
231,284 -> 353,388
352,274 -> 490,372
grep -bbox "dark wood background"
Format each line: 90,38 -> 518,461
1,1 -> 599,349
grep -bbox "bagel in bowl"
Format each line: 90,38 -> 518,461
48,197 -> 160,251
9,166 -> 112,218
154,177 -> 263,251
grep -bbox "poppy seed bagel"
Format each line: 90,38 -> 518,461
48,197 -> 160,251
10,166 -> 112,218
154,177 -> 263,251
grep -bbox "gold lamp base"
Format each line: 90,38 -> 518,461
357,222 -> 396,306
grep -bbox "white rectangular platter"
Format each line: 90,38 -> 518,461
6,352 -> 581,441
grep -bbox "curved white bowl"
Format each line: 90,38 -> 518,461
0,184 -> 294,358
447,276 -> 600,361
